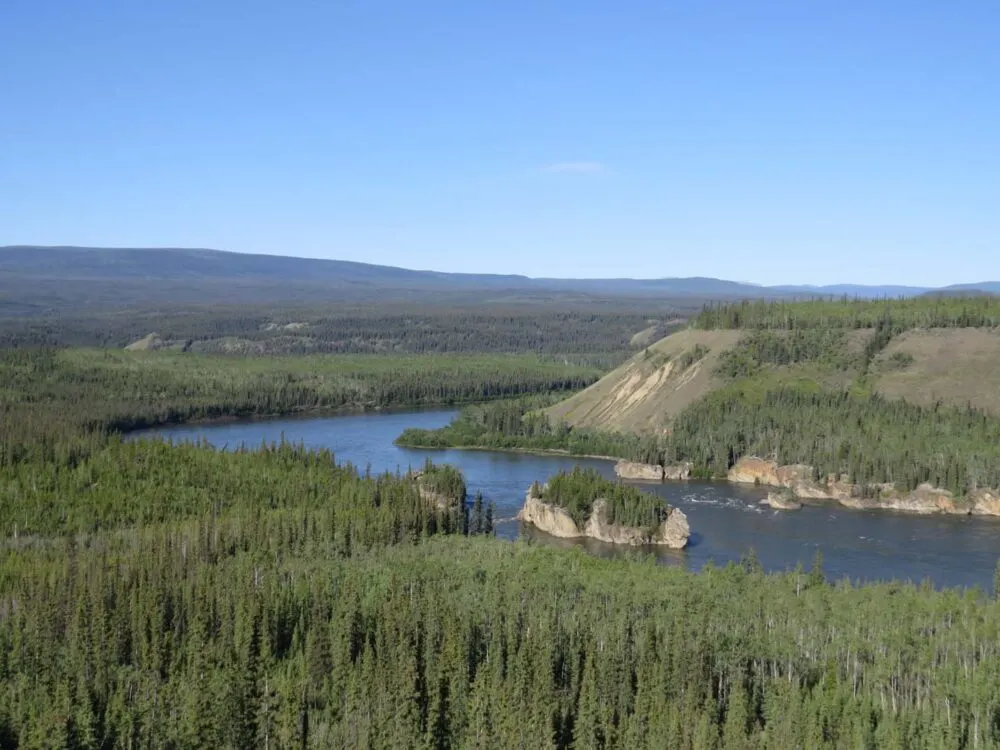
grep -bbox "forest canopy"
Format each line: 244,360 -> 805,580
4,298 -> 1000,747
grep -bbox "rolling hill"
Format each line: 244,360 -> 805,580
546,297 -> 1000,436
4,246 -> 999,314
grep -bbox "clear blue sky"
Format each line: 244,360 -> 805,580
2,1 -> 998,284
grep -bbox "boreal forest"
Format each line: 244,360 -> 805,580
3,294 -> 1000,749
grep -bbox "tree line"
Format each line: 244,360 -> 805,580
0,348 -> 601,453
694,295 -> 1000,331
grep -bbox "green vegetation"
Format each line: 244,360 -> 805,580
5,522 -> 1000,748
0,301 -> 684,365
665,383 -> 1000,493
676,342 -> 710,369
5,297 -> 1000,746
532,466 -> 670,528
0,348 -> 601,448
883,350 -> 916,371
396,396 -> 663,464
695,295 -> 1000,330
0,437 -> 479,541
415,459 -> 468,504
406,374 -> 1000,497
714,329 -> 850,378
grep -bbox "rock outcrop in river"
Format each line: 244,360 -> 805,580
614,459 -> 691,481
517,490 -> 690,548
759,489 -> 802,511
729,456 -> 1000,516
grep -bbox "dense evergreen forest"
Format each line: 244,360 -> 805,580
695,295 -> 1000,330
665,384 -> 1000,493
5,503 -> 1000,748
5,298 -> 1000,747
0,301 -> 684,364
0,348 -> 600,449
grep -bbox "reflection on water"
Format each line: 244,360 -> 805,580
133,409 -> 1000,590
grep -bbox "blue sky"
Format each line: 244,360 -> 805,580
2,1 -> 998,284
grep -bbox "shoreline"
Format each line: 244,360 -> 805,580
119,403 -> 464,436
129,411 -> 1000,520
393,441 -> 619,462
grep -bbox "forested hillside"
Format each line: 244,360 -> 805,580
409,297 -> 1000,504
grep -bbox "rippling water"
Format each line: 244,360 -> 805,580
132,409 -> 1000,590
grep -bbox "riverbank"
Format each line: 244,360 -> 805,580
124,403 -> 463,436
392,439 -> 619,462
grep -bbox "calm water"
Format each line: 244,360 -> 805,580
134,409 -> 1000,590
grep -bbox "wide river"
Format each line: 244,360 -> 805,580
135,408 -> 1000,590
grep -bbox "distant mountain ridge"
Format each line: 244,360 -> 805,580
2,246 -> 998,309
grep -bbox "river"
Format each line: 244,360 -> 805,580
134,408 -> 1000,590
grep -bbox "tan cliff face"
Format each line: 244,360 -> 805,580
728,456 -> 998,516
517,492 -> 690,548
516,494 -> 581,539
613,460 -> 692,482
970,488 -> 1000,516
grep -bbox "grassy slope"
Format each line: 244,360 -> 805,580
874,328 -> 1000,413
547,326 -> 1000,433
544,329 -> 742,432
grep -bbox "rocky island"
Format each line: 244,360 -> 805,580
759,488 -> 802,511
517,467 -> 690,548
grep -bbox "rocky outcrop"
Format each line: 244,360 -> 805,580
614,460 -> 664,481
727,458 -> 829,498
971,488 -> 1000,516
728,457 -> 782,486
728,456 -> 997,516
517,493 -> 585,539
583,499 -> 691,547
614,460 -> 691,481
760,489 -> 802,510
517,492 -> 690,548
409,471 -> 461,510
663,462 -> 693,481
